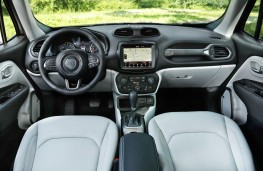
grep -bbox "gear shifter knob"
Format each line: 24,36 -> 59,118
129,90 -> 138,111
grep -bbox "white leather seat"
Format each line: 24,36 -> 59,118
148,111 -> 255,171
13,116 -> 118,171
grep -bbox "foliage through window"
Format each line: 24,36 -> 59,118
0,0 -> 16,43
244,0 -> 260,37
29,0 -> 230,27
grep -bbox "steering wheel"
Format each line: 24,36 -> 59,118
38,28 -> 105,95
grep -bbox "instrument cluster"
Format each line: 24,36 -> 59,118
50,36 -> 100,55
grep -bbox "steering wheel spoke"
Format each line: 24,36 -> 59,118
65,79 -> 82,90
44,58 -> 57,72
88,55 -> 100,68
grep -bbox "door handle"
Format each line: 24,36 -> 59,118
1,66 -> 13,79
250,61 -> 263,74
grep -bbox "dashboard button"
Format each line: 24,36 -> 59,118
135,86 -> 140,92
138,98 -> 147,105
148,86 -> 153,92
122,86 -> 128,91
31,61 -> 39,71
147,98 -> 154,105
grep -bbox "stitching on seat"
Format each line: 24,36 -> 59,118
100,121 -> 110,147
167,131 -> 229,145
96,121 -> 110,171
223,117 -> 238,170
224,117 -> 246,171
154,119 -> 176,171
30,123 -> 38,171
36,137 -> 100,149
23,123 -> 38,171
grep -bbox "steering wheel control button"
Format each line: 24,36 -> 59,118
88,55 -> 100,68
116,73 -> 159,94
44,58 -> 57,71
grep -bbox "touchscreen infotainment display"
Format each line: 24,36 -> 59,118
123,47 -> 152,62
122,45 -> 152,68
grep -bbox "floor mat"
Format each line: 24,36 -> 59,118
40,91 -> 115,121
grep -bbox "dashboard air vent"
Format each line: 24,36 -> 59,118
32,40 -> 45,56
212,46 -> 230,58
141,27 -> 160,36
114,28 -> 133,37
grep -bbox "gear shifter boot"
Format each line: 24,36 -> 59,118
127,113 -> 142,127
122,113 -> 145,134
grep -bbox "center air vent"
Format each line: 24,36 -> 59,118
210,46 -> 230,58
32,40 -> 45,56
141,27 -> 160,36
114,28 -> 133,37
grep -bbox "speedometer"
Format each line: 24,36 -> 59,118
60,42 -> 75,51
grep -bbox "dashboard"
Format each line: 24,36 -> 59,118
25,25 -> 237,93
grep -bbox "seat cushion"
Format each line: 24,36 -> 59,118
148,111 -> 254,171
13,116 -> 118,171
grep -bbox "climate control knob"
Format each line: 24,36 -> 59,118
147,77 -> 155,84
121,78 -> 128,84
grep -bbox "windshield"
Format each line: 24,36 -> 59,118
29,0 -> 229,27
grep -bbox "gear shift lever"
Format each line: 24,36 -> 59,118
129,90 -> 138,112
128,90 -> 138,126
121,90 -> 145,134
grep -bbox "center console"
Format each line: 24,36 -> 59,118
113,42 -> 160,134
119,133 -> 160,171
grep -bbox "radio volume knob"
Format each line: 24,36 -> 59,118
147,77 -> 155,84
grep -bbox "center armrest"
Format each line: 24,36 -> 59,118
119,133 -> 160,171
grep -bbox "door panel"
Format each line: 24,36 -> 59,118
0,61 -> 40,130
224,26 -> 263,170
234,79 -> 263,124
0,36 -> 40,133
221,56 -> 263,124
0,35 -> 39,170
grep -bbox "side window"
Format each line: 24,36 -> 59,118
244,0 -> 260,36
0,0 -> 16,44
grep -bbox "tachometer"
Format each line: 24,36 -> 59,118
89,43 -> 98,53
60,42 -> 75,51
